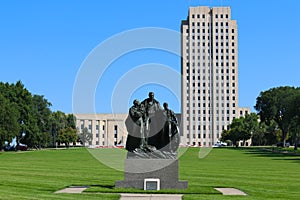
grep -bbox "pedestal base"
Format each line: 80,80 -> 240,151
115,159 -> 188,189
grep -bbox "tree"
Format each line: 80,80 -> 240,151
255,86 -> 298,147
66,114 -> 76,129
78,127 -> 92,147
56,127 -> 78,148
0,81 -> 78,150
286,92 -> 300,150
50,111 -> 77,147
0,93 -> 20,150
243,113 -> 259,146
221,117 -> 247,147
221,114 -> 259,147
289,117 -> 300,150
251,122 -> 267,146
27,95 -> 52,148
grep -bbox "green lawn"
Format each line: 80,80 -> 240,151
0,147 -> 299,199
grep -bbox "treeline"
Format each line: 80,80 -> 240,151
0,81 -> 78,150
222,86 -> 300,149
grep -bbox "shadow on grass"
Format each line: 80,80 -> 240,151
226,147 -> 300,163
84,184 -> 220,195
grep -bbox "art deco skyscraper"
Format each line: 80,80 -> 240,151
181,7 -> 249,147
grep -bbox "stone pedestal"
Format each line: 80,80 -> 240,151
115,159 -> 188,189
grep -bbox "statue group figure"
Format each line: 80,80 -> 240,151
125,92 -> 180,159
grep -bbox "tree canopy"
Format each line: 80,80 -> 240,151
0,81 -> 76,150
255,86 -> 300,147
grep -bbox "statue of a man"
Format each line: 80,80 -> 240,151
141,92 -> 164,149
141,92 -> 161,119
125,99 -> 145,152
162,102 -> 179,153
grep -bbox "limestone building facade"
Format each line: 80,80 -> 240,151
181,6 -> 250,146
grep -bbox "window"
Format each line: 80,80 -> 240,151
215,14 -> 218,18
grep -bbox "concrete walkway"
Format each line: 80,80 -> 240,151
215,188 -> 247,195
55,186 -> 246,198
55,186 -> 89,194
120,193 -> 183,200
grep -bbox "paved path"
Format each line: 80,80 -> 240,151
120,194 -> 183,200
215,188 -> 247,195
55,186 -> 89,194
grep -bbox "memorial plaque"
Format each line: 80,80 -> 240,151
144,178 -> 160,190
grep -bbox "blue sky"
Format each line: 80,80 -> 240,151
1,0 -> 300,114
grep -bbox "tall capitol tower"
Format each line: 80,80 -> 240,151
181,7 -> 249,147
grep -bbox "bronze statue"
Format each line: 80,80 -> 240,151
125,92 -> 180,159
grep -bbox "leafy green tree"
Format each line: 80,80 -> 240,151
56,127 -> 78,148
251,122 -> 267,146
0,93 -> 20,150
50,111 -> 77,147
32,95 -> 52,132
243,113 -> 259,146
255,86 -> 299,147
289,117 -> 300,150
78,127 -> 92,147
26,95 -> 53,148
0,81 -> 78,149
221,117 -> 246,147
66,114 -> 76,129
221,114 -> 258,147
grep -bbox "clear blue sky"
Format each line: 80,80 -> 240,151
1,0 -> 300,114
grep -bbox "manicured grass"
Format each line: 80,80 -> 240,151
0,147 -> 299,199
180,147 -> 300,200
0,149 -> 121,200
